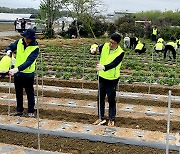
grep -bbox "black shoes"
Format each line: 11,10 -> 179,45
10,112 -> 23,116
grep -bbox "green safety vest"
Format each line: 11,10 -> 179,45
153,28 -> 157,35
155,42 -> 163,50
99,43 -> 124,80
15,39 -> 38,73
0,55 -> 11,72
135,42 -> 144,50
90,44 -> 98,50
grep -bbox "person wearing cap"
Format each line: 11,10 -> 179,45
6,29 -> 39,118
91,33 -> 125,126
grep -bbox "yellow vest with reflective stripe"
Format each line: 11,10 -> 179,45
0,56 -> 11,72
153,28 -> 157,35
15,39 -> 38,73
155,42 -> 163,50
135,42 -> 143,50
99,43 -> 124,80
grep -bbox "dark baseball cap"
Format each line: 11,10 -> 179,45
21,29 -> 36,40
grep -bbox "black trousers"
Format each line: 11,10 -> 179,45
152,34 -> 157,42
135,47 -> 146,54
97,76 -> 119,121
164,45 -> 176,60
130,38 -> 138,49
14,75 -> 35,113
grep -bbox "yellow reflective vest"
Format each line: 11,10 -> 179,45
99,43 -> 124,80
167,41 -> 177,48
90,44 -> 98,50
135,42 -> 144,50
15,39 -> 38,73
0,55 -> 12,72
155,42 -> 163,50
157,38 -> 164,43
153,28 -> 157,35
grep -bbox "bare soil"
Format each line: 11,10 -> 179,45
0,77 -> 179,153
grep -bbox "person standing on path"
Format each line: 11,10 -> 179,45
14,18 -> 18,31
7,29 -> 39,118
91,33 -> 125,126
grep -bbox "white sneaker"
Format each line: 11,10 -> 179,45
93,119 -> 106,125
28,113 -> 35,118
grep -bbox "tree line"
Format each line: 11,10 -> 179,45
0,7 -> 39,14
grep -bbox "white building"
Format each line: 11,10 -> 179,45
0,13 -> 32,23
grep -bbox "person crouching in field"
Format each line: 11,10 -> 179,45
164,38 -> 177,61
0,51 -> 16,77
135,40 -> 146,54
90,33 -> 125,126
154,40 -> 164,53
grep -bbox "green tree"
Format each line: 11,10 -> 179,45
39,0 -> 62,38
61,0 -> 104,38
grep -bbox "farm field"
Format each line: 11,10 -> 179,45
0,37 -> 179,153
0,23 -> 14,32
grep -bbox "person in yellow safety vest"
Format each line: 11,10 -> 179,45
154,40 -> 164,53
91,33 -> 125,127
0,52 -> 16,77
157,37 -> 164,44
6,29 -> 39,118
90,43 -> 98,54
152,26 -> 158,42
164,39 -> 177,61
135,41 -> 146,54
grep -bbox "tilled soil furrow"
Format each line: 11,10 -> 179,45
0,129 -> 176,154
0,84 -> 180,108
0,104 -> 179,133
0,77 -> 179,96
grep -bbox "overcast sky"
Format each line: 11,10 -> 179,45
0,0 -> 180,13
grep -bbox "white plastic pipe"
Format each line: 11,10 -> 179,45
36,62 -> 41,152
166,90 -> 172,154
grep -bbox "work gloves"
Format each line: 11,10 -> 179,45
6,50 -> 12,56
96,64 -> 105,71
9,68 -> 18,76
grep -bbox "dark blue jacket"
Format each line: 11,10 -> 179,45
6,38 -> 39,77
